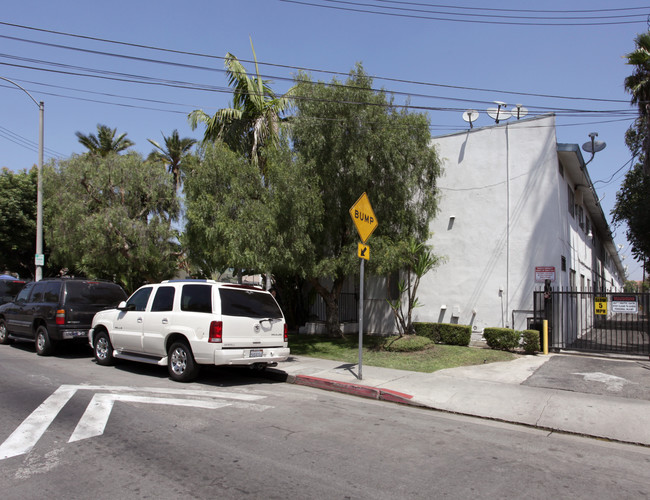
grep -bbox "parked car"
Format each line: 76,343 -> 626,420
0,276 -> 28,305
0,277 -> 128,355
90,279 -> 290,382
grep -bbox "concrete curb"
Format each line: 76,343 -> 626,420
289,374 -> 419,406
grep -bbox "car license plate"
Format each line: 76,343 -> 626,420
63,330 -> 88,339
249,349 -> 263,358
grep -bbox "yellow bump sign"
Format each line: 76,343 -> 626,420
358,243 -> 369,260
349,192 -> 378,243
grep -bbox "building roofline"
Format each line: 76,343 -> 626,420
557,143 -> 626,280
431,112 -> 556,141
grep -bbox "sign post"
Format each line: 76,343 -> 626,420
349,193 -> 378,380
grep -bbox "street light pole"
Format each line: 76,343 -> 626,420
1,77 -> 44,281
36,100 -> 44,281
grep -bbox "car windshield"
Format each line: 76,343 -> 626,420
65,281 -> 127,306
219,288 -> 282,319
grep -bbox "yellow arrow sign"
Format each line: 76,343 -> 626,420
358,243 -> 369,260
349,192 -> 378,243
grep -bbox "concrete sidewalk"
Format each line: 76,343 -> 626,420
267,353 -> 650,447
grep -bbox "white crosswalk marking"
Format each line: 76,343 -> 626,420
0,386 -> 78,460
0,385 -> 271,460
69,393 -> 232,442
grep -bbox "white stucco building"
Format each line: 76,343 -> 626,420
415,113 -> 625,337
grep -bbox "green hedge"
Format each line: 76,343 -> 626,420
483,328 -> 541,353
521,329 -> 540,354
413,322 -> 471,346
483,328 -> 520,351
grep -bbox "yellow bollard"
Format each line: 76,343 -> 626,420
543,319 -> 549,355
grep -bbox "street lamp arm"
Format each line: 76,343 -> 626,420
0,76 -> 40,108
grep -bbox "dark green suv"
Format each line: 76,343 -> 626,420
0,278 -> 127,355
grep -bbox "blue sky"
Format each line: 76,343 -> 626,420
0,0 -> 647,279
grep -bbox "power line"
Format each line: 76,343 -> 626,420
309,0 -> 650,21
0,125 -> 62,158
0,53 -> 635,119
368,1 -> 650,15
0,21 -> 632,104
278,0 -> 649,25
593,157 -> 635,186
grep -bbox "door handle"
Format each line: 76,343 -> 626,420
137,318 -> 143,323
162,319 -> 168,325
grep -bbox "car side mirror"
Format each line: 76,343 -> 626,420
117,301 -> 128,311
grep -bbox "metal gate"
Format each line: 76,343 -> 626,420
532,290 -> 650,356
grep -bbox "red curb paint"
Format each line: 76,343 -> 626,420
294,375 -> 415,404
379,389 -> 414,402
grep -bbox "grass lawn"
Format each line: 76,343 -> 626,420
288,334 -> 518,373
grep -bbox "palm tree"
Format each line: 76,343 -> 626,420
625,31 -> 650,175
147,130 -> 197,192
188,38 -> 294,178
75,124 -> 134,157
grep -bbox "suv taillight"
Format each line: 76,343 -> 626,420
55,309 -> 65,325
209,321 -> 223,343
284,323 -> 288,343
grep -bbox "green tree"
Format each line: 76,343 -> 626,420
188,39 -> 294,180
147,129 -> 197,192
625,31 -> 650,175
75,124 -> 134,157
291,64 -> 442,336
614,31 -> 650,278
0,167 -> 37,277
182,139 -> 320,279
44,152 -> 180,291
612,163 -> 650,273
384,239 -> 442,337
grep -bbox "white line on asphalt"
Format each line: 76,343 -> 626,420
0,385 -> 271,460
73,385 -> 266,401
0,386 -> 78,460
68,393 -> 233,442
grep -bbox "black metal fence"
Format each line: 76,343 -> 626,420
309,292 -> 358,323
533,290 -> 650,356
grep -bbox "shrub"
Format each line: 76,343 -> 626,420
413,322 -> 471,346
521,329 -> 540,354
413,322 -> 438,341
383,335 -> 434,352
483,328 -> 520,351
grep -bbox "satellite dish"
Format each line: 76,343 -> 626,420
462,110 -> 479,128
512,104 -> 528,120
486,102 -> 510,123
582,132 -> 606,166
582,140 -> 606,154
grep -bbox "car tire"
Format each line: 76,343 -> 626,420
167,341 -> 199,382
0,318 -> 11,345
35,325 -> 54,356
94,331 -> 115,366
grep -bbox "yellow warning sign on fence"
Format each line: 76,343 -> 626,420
594,296 -> 607,315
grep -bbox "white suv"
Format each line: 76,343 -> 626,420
89,280 -> 289,382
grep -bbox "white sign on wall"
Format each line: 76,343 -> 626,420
535,266 -> 556,282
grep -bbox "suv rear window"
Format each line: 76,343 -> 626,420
181,285 -> 212,313
64,281 -> 127,306
219,288 -> 282,319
